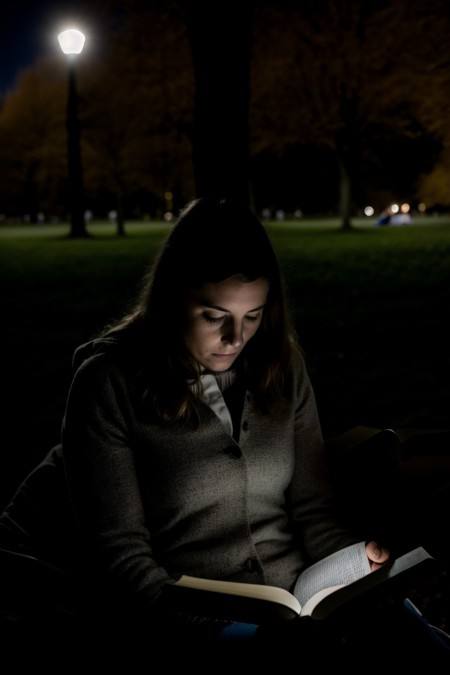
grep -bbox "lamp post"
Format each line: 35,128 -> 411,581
58,28 -> 88,238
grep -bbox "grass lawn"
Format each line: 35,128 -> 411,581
1,215 -> 450,506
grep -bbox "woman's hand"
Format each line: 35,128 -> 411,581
365,540 -> 390,572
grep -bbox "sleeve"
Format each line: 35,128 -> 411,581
61,354 -> 233,637
286,355 -> 361,562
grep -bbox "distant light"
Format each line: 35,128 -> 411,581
400,203 -> 410,214
164,211 -> 174,222
390,203 -> 400,214
418,202 -> 426,213
364,206 -> 374,217
58,29 -> 86,55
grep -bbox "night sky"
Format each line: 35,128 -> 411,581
1,1 -> 91,94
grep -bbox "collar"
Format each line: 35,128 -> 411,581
188,366 -> 235,436
198,364 -> 237,392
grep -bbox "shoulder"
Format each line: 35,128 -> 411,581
71,327 -> 144,384
290,350 -> 312,394
72,350 -> 116,382
69,345 -> 131,403
72,335 -> 123,371
288,351 -> 320,418
63,348 -> 138,433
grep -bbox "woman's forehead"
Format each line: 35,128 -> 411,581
187,277 -> 269,306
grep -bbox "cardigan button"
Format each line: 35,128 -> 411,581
224,445 -> 242,458
243,558 -> 259,572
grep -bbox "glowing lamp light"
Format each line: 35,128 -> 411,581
400,203 -> 410,214
418,202 -> 426,213
390,203 -> 400,214
58,29 -> 86,55
364,206 -> 374,217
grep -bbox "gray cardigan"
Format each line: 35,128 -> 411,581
61,336 -> 360,628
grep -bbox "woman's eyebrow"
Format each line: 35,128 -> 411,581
200,302 -> 266,313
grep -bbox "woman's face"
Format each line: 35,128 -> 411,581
184,276 -> 269,372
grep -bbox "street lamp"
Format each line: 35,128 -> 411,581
58,28 -> 88,238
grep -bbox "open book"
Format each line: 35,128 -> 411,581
168,546 -> 435,625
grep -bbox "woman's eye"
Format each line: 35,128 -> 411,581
202,312 -> 261,324
203,314 -> 224,323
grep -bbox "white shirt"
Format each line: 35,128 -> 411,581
187,365 -> 237,437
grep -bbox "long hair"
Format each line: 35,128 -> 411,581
94,198 -> 303,427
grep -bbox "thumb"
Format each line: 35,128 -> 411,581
366,540 -> 390,563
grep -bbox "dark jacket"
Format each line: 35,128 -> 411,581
63,336 -> 358,619
0,334 -> 359,637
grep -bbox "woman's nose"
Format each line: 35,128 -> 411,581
221,319 -> 244,348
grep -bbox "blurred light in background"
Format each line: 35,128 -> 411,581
390,203 -> 400,214
400,203 -> 410,213
418,203 -> 427,213
364,206 -> 374,216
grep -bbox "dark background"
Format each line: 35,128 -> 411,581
1,0 -> 450,508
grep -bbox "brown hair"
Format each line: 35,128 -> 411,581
95,197 -> 303,427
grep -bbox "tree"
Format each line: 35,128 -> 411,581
0,3 -> 195,230
411,3 -> 450,209
0,63 -> 67,220
79,3 -> 195,232
181,0 -> 254,203
250,0 -> 446,228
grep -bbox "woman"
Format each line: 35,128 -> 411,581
0,198 -> 447,663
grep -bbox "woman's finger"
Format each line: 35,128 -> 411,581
366,540 -> 390,564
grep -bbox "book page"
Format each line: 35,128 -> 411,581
175,575 -> 302,615
293,541 -> 371,607
300,585 -> 344,616
300,546 -> 434,621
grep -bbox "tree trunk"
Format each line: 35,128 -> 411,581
339,156 -> 353,231
24,163 -> 38,224
116,189 -> 126,237
185,2 -> 253,204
